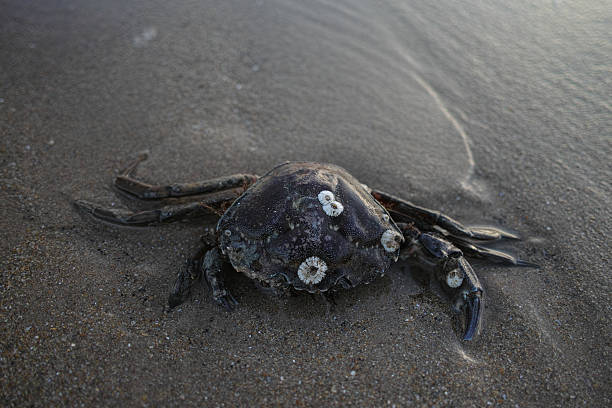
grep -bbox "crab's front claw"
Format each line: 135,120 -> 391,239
449,257 -> 484,341
454,286 -> 483,341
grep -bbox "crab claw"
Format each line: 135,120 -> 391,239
450,257 -> 484,341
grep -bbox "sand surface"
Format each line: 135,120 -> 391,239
1,0 -> 610,406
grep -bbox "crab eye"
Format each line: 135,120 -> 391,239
381,229 -> 403,252
322,200 -> 344,217
297,256 -> 327,284
318,190 -> 335,204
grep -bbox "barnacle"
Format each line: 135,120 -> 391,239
446,268 -> 464,288
297,256 -> 327,284
318,190 -> 335,204
380,229 -> 402,252
322,200 -> 344,217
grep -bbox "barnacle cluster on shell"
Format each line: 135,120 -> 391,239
317,190 -> 344,217
380,229 -> 403,253
297,256 -> 327,284
322,201 -> 344,217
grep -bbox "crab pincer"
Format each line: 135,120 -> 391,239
449,257 -> 484,341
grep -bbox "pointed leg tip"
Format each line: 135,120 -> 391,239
217,294 -> 238,311
228,293 -> 239,306
462,294 -> 482,341
136,150 -> 150,161
516,259 -> 540,268
168,294 -> 185,309
502,233 -> 521,241
120,151 -> 150,176
73,198 -> 87,207
73,199 -> 95,213
462,332 -> 475,341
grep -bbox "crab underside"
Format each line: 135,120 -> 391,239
75,154 -> 536,340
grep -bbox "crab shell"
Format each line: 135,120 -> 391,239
217,162 -> 403,293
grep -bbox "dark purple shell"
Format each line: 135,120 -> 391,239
217,162 -> 402,292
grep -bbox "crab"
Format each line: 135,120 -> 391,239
75,154 -> 535,340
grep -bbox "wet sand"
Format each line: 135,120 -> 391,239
1,0 -> 610,406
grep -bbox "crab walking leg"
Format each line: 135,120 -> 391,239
115,152 -> 258,200
452,238 -> 539,267
74,190 -> 238,226
169,247 -> 237,310
116,173 -> 258,200
371,189 -> 518,241
201,247 -> 238,311
398,223 -> 484,340
168,247 -> 206,308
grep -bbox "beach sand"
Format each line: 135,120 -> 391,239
1,0 -> 610,406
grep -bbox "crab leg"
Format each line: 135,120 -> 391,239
372,189 -> 518,241
115,152 -> 258,200
398,223 -> 483,340
452,238 -> 539,267
169,247 -> 237,310
201,247 -> 237,310
74,188 -> 240,226
169,247 -> 206,308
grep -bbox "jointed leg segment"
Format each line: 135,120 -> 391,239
75,189 -> 239,226
451,238 -> 539,267
168,247 -> 237,310
169,247 -> 206,308
397,222 -> 483,340
74,154 -> 258,225
115,152 -> 258,200
372,189 -> 518,241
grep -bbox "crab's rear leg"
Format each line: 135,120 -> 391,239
452,238 -> 539,267
372,189 -> 518,241
115,152 -> 258,200
75,188 -> 240,226
398,223 -> 483,340
170,247 -> 237,310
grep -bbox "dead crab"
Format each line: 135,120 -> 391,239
75,154 -> 535,340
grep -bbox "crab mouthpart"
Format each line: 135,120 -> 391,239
297,256 -> 327,284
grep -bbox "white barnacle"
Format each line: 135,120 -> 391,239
322,200 -> 344,217
381,229 -> 402,252
446,268 -> 464,288
317,190 -> 335,204
382,214 -> 390,222
297,256 -> 327,284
